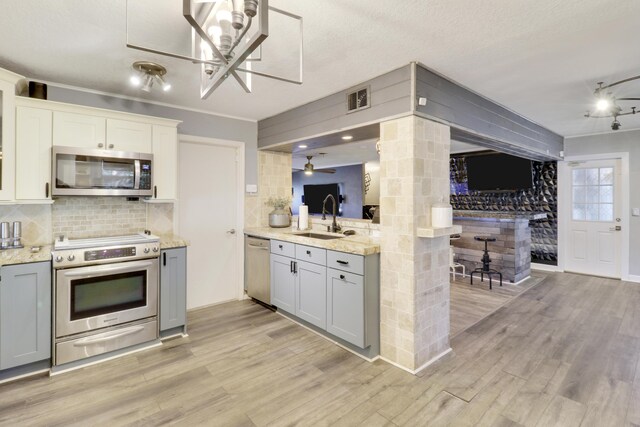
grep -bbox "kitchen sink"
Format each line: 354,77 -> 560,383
294,232 -> 344,240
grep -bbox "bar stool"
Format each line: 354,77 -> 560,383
470,235 -> 502,290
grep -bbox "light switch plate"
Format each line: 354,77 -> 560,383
246,184 -> 258,193
632,208 -> 640,216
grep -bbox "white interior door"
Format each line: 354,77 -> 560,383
179,141 -> 239,309
565,159 -> 622,278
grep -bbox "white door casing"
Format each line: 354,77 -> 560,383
560,154 -> 629,279
177,135 -> 245,309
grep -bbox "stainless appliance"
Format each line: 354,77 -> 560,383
245,236 -> 270,305
52,233 -> 160,366
52,146 -> 153,197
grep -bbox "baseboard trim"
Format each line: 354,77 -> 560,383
380,347 -> 453,376
531,263 -> 562,272
626,274 -> 640,283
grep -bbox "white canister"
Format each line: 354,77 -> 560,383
431,202 -> 453,228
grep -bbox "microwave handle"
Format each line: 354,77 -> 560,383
134,160 -> 141,190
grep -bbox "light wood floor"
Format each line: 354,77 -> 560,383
450,272 -> 546,336
1,272 -> 639,426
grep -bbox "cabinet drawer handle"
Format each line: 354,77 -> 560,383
108,144 -> 114,149
340,274 -> 345,280
154,185 -> 158,198
45,182 -> 49,198
306,250 -> 311,255
98,143 -> 104,148
279,244 -> 283,249
290,260 -> 293,273
336,260 -> 349,265
163,252 -> 166,266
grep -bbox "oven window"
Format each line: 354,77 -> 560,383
70,271 -> 147,320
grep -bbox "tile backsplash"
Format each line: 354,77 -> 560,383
52,197 -> 147,239
0,204 -> 52,245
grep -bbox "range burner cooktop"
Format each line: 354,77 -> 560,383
52,233 -> 160,268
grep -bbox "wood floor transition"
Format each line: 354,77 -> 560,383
0,272 -> 639,426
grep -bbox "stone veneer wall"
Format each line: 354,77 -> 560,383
379,115 -> 451,372
245,151 -> 293,228
52,197 -> 147,239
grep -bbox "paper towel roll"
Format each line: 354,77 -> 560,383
298,205 -> 309,230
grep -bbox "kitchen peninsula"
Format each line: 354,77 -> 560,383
450,210 -> 547,283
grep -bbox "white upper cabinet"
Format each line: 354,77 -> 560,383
106,119 -> 152,153
15,105 -> 52,201
52,111 -> 106,149
0,68 -> 26,202
151,125 -> 178,200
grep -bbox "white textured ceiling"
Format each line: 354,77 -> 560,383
1,1 -> 639,136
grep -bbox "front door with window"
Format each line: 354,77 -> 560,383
565,160 -> 622,278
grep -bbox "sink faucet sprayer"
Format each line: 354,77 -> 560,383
322,194 -> 341,233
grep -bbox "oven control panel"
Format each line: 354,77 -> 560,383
53,242 -> 159,268
85,246 -> 137,261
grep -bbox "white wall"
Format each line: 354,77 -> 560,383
564,129 -> 640,275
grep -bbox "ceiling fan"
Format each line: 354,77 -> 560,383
295,156 -> 336,175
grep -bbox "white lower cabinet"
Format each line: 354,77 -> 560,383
270,240 -> 378,350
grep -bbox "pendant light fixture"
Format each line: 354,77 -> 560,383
125,0 -> 303,99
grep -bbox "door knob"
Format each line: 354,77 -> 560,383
226,229 -> 236,234
609,226 -> 622,231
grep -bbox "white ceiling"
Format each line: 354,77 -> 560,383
1,1 -> 639,136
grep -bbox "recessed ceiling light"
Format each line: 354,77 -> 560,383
298,144 -> 307,148
341,135 -> 353,141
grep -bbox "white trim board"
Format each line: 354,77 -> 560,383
531,263 -> 563,273
380,348 -> 453,376
558,152 -> 630,281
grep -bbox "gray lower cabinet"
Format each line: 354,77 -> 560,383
0,261 -> 51,370
270,253 -> 296,313
326,268 -> 364,347
269,240 -> 379,353
295,260 -> 326,329
160,247 -> 187,332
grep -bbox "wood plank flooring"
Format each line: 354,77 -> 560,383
0,272 -> 639,426
450,273 -> 546,336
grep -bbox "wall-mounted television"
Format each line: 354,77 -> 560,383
465,153 -> 533,192
303,183 -> 340,214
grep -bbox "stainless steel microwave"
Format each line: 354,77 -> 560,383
52,146 -> 153,197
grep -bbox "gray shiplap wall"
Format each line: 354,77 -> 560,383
46,86 -> 259,184
415,64 -> 563,160
258,65 -> 413,148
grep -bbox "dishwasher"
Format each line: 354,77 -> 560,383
245,235 -> 271,305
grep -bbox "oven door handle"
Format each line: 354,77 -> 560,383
72,325 -> 146,346
62,260 -> 156,278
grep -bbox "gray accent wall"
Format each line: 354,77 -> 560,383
565,130 -> 640,276
46,86 -> 259,185
258,65 -> 413,148
292,164 -> 364,219
415,64 -> 564,161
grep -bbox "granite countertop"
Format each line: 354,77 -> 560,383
0,245 -> 53,267
453,210 -> 548,220
158,234 -> 190,249
244,227 -> 380,256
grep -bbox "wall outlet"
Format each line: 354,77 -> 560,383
632,208 -> 640,216
246,184 -> 258,194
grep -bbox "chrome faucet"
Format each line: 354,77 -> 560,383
322,194 -> 341,233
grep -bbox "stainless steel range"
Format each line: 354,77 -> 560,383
52,233 -> 160,366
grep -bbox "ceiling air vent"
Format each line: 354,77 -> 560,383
346,86 -> 370,113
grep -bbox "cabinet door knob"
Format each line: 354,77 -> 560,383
306,250 -> 311,255
279,244 -> 283,249
98,143 -> 104,148
45,182 -> 49,198
154,185 -> 158,198
340,274 -> 345,280
108,144 -> 114,149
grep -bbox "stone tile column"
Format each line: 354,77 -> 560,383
245,151 -> 293,228
379,115 -> 451,372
